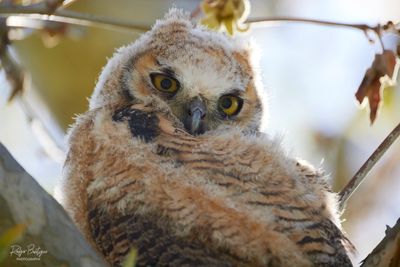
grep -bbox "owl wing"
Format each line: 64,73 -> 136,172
294,160 -> 354,266
87,198 -> 246,267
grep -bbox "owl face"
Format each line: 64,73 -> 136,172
91,10 -> 265,135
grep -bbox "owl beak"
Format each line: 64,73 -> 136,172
185,97 -> 206,135
191,109 -> 203,133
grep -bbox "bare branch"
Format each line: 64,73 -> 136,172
360,218 -> 400,267
0,17 -> 24,101
338,121 -> 400,211
45,0 -> 65,13
0,143 -> 108,266
0,3 -> 150,32
246,16 -> 375,32
1,4 -> 388,35
246,17 -> 392,52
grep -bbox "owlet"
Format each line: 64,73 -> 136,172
60,9 -> 353,267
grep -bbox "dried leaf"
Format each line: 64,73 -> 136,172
355,50 -> 397,124
382,20 -> 400,35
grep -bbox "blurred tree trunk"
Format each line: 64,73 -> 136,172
0,143 -> 108,267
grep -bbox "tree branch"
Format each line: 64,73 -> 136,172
246,17 -> 375,32
338,121 -> 400,211
360,217 -> 400,267
0,3 -> 150,32
246,17 -> 387,50
0,143 -> 108,267
0,17 -> 24,101
0,3 -> 386,35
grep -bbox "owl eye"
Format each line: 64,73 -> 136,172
150,73 -> 179,94
218,95 -> 243,116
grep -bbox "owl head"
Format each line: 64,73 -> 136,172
90,9 -> 266,135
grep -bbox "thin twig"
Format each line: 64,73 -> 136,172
0,3 -> 149,32
246,17 -> 375,31
338,121 -> 400,211
44,0 -> 65,13
374,26 -> 386,52
0,4 -> 384,34
0,17 -> 24,101
246,17 -> 391,52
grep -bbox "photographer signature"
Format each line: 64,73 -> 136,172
9,244 -> 48,261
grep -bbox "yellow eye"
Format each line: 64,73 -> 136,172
150,73 -> 179,94
219,95 -> 243,116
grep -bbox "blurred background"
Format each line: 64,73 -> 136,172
0,0 -> 399,265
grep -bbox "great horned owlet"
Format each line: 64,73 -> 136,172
60,9 -> 353,267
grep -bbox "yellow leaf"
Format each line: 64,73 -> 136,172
0,224 -> 27,263
200,0 -> 250,35
201,0 -> 214,14
223,16 -> 234,35
122,248 -> 137,267
220,0 -> 235,18
0,224 -> 27,248
201,15 -> 221,30
236,22 -> 250,32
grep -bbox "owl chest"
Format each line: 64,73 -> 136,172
90,140 -> 312,226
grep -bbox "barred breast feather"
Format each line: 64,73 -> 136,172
61,104 -> 352,267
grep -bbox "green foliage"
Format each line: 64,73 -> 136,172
0,224 -> 27,263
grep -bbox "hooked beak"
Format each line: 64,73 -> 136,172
184,97 -> 206,135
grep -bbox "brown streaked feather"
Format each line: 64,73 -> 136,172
88,200 -> 251,267
62,103 -> 352,266
61,9 -> 353,267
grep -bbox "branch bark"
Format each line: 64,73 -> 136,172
361,218 -> 400,267
0,17 -> 24,101
0,3 -> 149,32
0,143 -> 108,267
246,17 -> 375,32
338,121 -> 400,211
